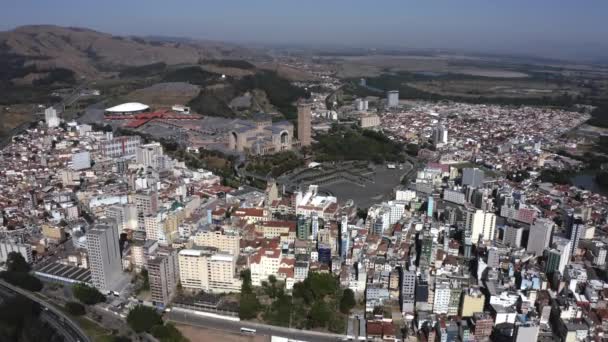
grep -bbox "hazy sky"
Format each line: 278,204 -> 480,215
2,0 -> 607,60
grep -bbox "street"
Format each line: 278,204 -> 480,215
167,310 -> 343,342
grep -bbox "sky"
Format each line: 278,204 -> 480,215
2,0 -> 607,60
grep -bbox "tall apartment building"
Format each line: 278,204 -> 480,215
133,190 -> 159,217
568,215 -> 585,255
461,288 -> 485,317
472,313 -> 494,341
387,90 -> 399,108
462,168 -> 485,188
191,229 -> 240,256
465,209 -> 496,244
136,142 -> 163,169
44,106 -> 60,128
178,249 -> 241,293
503,226 -> 523,248
297,102 -> 312,147
148,249 -> 179,307
100,136 -> 141,158
433,124 -> 448,146
0,240 -> 33,263
401,269 -> 416,313
86,219 -> 123,292
105,204 -> 138,233
433,279 -> 451,314
527,218 -> 553,256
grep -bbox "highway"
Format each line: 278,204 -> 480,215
0,279 -> 90,342
167,309 -> 344,342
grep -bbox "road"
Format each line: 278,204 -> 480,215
0,279 -> 90,342
167,309 -> 344,342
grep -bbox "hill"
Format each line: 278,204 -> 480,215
0,25 -> 261,82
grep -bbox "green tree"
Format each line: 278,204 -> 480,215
65,301 -> 86,316
73,283 -> 106,305
239,269 -> 261,320
141,268 -> 150,291
6,252 -> 30,273
339,289 -> 356,314
127,305 -> 163,333
309,301 -> 331,328
0,271 -> 43,292
150,322 -> 188,342
328,314 -> 347,333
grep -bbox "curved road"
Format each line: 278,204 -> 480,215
0,279 -> 90,342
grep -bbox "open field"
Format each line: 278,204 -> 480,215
176,324 -> 267,342
408,78 -> 582,98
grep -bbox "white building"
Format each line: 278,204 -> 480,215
465,209 -> 496,244
71,151 -> 91,170
178,249 -> 241,293
45,106 -> 60,128
249,248 -> 282,286
0,240 -> 33,263
433,279 -> 451,314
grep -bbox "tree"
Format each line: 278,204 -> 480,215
339,289 -> 356,314
150,322 -> 187,342
6,252 -> 30,273
0,271 -> 43,292
65,301 -> 86,316
127,305 -> 163,333
239,269 -> 261,320
141,268 -> 150,291
73,283 -> 106,305
309,301 -> 331,328
328,314 -> 346,333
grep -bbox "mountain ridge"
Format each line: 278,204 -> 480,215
0,25 -> 262,82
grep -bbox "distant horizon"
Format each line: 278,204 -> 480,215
2,1 -> 608,63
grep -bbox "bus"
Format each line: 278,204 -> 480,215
240,327 -> 256,335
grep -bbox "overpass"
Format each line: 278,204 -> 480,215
0,279 -> 90,342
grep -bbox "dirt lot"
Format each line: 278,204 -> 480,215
176,324 -> 268,342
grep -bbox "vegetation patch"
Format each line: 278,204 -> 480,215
314,125 -> 406,163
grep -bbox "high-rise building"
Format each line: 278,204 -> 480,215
191,229 -> 240,256
148,249 -> 179,307
401,268 -> 416,313
544,249 -> 562,274
297,102 -> 312,147
44,106 -> 60,128
553,237 -> 572,275
465,209 -> 496,244
136,142 -> 164,169
472,313 -> 494,341
527,219 -> 553,256
503,226 -> 523,248
433,278 -> 451,314
105,204 -> 138,233
387,90 -> 399,108
433,124 -> 448,146
462,168 -> 485,188
178,249 -> 241,292
568,215 -> 585,256
311,212 -> 319,241
297,215 -> 310,240
100,136 -> 141,158
427,196 -> 434,218
460,287 -> 485,317
133,190 -> 159,217
86,219 -> 123,292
